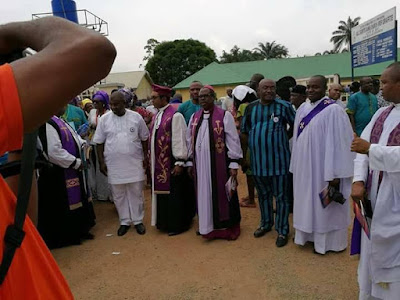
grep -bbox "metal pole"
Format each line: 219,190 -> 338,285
395,20 -> 398,62
350,36 -> 354,82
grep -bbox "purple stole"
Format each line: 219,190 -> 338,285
350,105 -> 400,255
149,105 -> 176,194
297,98 -> 336,138
191,106 -> 230,222
51,117 -> 83,210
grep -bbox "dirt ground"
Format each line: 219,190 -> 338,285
52,173 -> 360,300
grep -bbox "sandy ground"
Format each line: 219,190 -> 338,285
52,173 -> 360,300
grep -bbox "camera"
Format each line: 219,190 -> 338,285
328,185 -> 346,205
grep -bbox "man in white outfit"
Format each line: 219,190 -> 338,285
351,62 -> 400,300
290,75 -> 355,254
93,91 -> 149,236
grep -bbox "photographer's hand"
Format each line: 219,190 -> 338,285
0,16 -> 116,133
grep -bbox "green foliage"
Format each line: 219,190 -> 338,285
219,45 -> 264,63
143,38 -> 160,62
330,16 -> 361,52
145,39 -> 216,86
253,41 -> 289,59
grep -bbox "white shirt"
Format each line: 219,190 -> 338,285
93,110 -> 149,184
146,105 -> 158,115
221,96 -> 234,111
46,117 -> 85,169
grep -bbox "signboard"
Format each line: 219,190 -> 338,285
351,7 -> 397,68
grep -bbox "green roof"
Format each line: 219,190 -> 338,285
174,50 -> 400,89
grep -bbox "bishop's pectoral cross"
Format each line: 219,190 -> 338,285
214,120 -> 223,135
60,125 -> 70,142
191,118 -> 198,130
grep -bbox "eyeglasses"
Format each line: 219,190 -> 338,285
198,94 -> 213,99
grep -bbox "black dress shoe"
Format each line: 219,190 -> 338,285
117,225 -> 130,236
276,235 -> 288,247
82,232 -> 95,240
253,227 -> 271,238
135,223 -> 146,235
168,231 -> 182,236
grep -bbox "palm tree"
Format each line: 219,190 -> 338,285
323,49 -> 338,55
253,41 -> 289,59
330,16 -> 361,52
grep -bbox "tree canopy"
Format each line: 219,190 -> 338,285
219,45 -> 264,63
145,39 -> 216,87
330,16 -> 361,52
253,41 -> 289,59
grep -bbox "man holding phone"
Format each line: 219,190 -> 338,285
0,16 -> 115,298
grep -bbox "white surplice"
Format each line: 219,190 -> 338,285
290,97 -> 355,254
150,105 -> 188,226
187,111 -> 242,235
45,119 -> 85,169
354,104 -> 400,300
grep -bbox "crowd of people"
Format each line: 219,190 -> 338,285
1,16 -> 400,300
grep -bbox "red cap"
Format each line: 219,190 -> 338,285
203,85 -> 215,92
152,84 -> 172,97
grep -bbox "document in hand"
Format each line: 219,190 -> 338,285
353,201 -> 371,239
225,176 -> 237,202
319,185 -> 332,208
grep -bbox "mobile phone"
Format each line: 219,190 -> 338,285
0,49 -> 34,66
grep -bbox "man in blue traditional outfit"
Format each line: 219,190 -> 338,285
290,75 -> 355,254
149,84 -> 195,236
241,79 -> 296,247
351,62 -> 400,299
187,85 -> 242,240
38,106 -> 95,248
347,77 -> 378,136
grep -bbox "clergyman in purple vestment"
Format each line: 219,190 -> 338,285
187,86 -> 243,241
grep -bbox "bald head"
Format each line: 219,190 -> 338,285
110,91 -> 126,116
386,62 -> 400,82
307,76 -> 327,102
328,83 -> 343,100
258,79 -> 276,103
381,62 -> 400,103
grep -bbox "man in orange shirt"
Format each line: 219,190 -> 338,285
0,16 -> 116,299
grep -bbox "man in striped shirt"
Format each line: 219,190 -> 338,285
241,79 -> 296,247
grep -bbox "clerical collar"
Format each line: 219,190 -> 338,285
310,96 -> 329,106
204,110 -> 210,114
159,104 -> 170,112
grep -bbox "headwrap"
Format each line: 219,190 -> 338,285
232,85 -> 257,102
92,90 -> 110,109
118,88 -> 134,107
81,98 -> 93,108
152,84 -> 172,97
69,96 -> 80,106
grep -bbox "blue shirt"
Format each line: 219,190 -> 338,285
178,99 -> 201,124
241,99 -> 296,177
346,91 -> 378,136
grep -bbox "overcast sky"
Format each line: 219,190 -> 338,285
3,1 -> 399,73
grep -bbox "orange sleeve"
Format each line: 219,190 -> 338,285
0,64 -> 23,154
